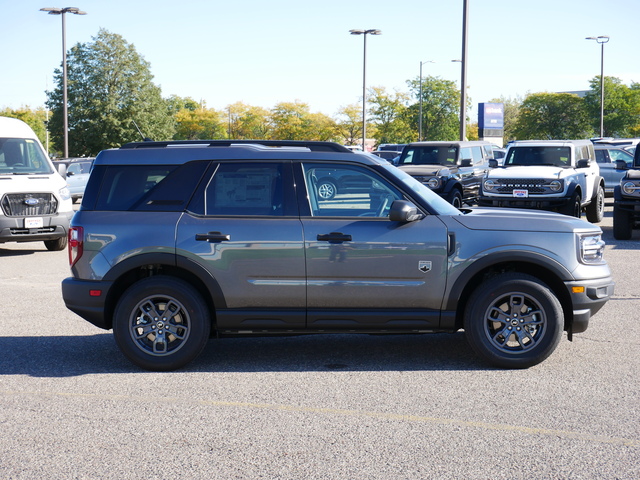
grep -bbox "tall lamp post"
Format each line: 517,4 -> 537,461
40,6 -> 87,158
586,35 -> 610,138
350,28 -> 381,151
418,60 -> 434,141
459,0 -> 469,141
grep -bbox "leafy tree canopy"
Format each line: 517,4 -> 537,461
46,28 -> 174,156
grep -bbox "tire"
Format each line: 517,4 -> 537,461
613,204 -> 633,240
559,191 -> 581,218
113,276 -> 211,371
585,185 -> 604,223
464,273 -> 564,369
317,180 -> 337,200
44,236 -> 67,251
447,189 -> 463,209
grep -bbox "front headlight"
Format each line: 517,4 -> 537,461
549,180 -> 562,192
622,181 -> 640,195
59,186 -> 71,201
579,233 -> 605,264
483,179 -> 497,191
427,177 -> 440,189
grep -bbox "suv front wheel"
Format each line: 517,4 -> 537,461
464,273 -> 564,369
113,276 -> 211,371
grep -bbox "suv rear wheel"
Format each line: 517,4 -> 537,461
113,276 -> 211,371
464,273 -> 563,369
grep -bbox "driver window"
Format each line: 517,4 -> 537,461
302,163 -> 402,218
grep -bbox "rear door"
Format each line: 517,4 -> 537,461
176,161 -> 306,330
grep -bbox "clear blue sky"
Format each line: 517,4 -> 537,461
2,0 -> 639,121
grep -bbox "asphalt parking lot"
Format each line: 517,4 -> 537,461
1,202 -> 638,479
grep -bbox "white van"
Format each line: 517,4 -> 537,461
0,116 -> 73,250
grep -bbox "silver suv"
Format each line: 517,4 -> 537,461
62,140 -> 614,371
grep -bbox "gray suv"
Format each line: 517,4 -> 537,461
62,140 -> 614,371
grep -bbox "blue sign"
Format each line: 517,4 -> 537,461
478,103 -> 504,130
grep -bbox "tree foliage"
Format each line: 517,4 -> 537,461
489,95 -> 522,142
584,76 -> 640,137
406,76 -> 461,141
46,29 -> 174,156
334,103 -> 362,145
0,107 -> 49,147
367,87 -> 413,145
512,92 -> 592,140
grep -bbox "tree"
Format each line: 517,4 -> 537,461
406,76 -> 460,141
512,92 -> 592,140
0,107 -> 49,148
334,103 -> 362,145
46,29 -> 174,156
227,102 -> 271,139
173,105 -> 226,140
584,76 -> 640,137
268,101 -> 313,140
489,95 -> 523,142
367,87 -> 413,145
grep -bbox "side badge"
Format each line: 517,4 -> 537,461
418,261 -> 432,273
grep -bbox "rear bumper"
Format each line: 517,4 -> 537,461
62,276 -> 113,330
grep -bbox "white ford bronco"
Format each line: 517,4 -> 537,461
478,140 -> 605,223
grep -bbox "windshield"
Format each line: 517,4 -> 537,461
0,138 -> 54,175
398,146 -> 457,166
380,163 -> 461,215
504,146 -> 571,167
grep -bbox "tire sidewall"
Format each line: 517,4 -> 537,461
464,273 -> 564,369
113,276 -> 211,371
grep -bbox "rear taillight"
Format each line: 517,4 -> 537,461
68,226 -> 84,267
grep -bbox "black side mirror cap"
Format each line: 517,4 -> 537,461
459,158 -> 472,167
488,159 -> 498,168
389,200 -> 423,222
615,160 -> 629,170
576,159 -> 591,168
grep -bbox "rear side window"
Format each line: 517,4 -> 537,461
93,165 -> 177,211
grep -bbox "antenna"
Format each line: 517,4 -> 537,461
131,120 -> 153,141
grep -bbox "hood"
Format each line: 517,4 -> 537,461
0,173 -> 67,195
487,165 -> 563,179
453,207 -> 600,233
399,164 -> 456,176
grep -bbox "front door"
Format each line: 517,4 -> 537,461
298,162 -> 449,330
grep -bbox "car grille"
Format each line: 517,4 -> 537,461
494,179 -> 548,194
1,193 -> 58,216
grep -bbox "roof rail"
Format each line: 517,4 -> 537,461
120,140 -> 354,153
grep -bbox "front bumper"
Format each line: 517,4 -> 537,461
0,210 -> 73,243
565,277 -> 615,335
478,196 -> 571,210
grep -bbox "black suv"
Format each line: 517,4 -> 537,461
61,140 -> 613,371
613,146 -> 640,239
396,141 -> 494,207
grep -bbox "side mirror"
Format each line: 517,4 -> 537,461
56,163 -> 67,178
488,159 -> 498,168
459,158 -> 472,167
615,160 -> 629,171
389,200 -> 423,223
576,159 -> 591,168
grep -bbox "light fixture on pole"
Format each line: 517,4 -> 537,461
418,60 -> 434,142
585,35 -> 610,138
40,6 -> 87,158
350,28 -> 381,151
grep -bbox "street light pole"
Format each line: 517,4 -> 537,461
586,35 -> 610,137
459,0 -> 469,141
419,60 -> 434,142
350,29 -> 381,151
40,6 -> 87,158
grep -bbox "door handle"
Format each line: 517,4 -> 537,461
195,231 -> 231,243
317,232 -> 352,243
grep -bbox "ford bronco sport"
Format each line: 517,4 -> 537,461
613,145 -> 640,239
62,140 -> 614,371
